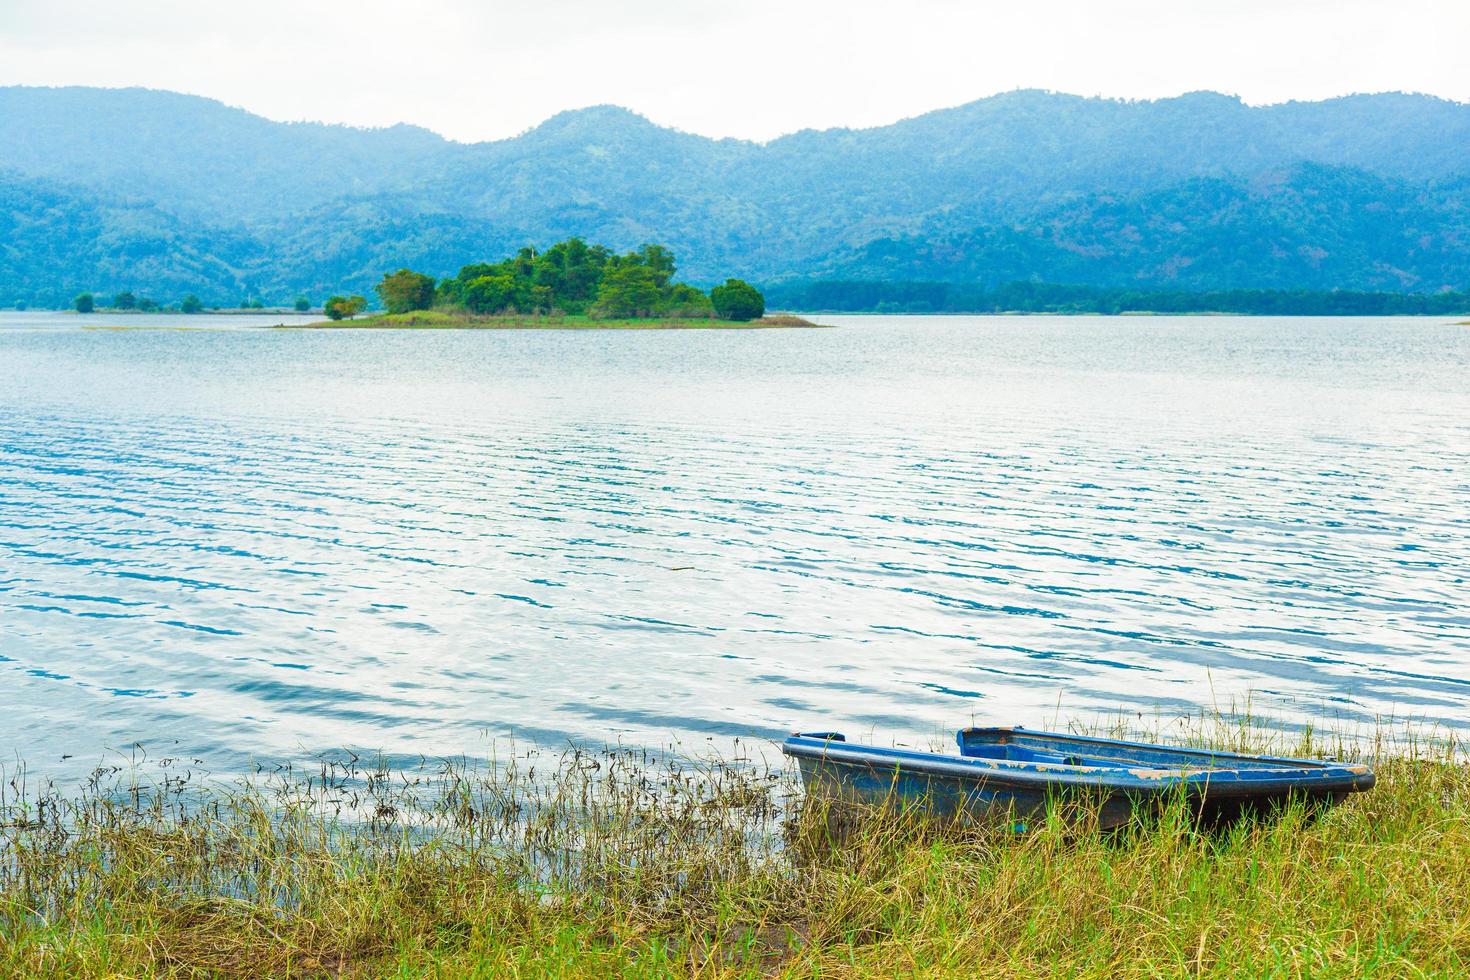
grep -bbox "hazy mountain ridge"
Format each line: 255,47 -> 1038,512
0,87 -> 456,221
0,170 -> 259,302
814,165 -> 1470,292
1,86 -> 1468,305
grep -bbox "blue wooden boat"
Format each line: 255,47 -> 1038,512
783,727 -> 1375,828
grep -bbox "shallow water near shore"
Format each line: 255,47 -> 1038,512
1,313 -> 1467,780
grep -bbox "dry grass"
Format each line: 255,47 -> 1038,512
1,718 -> 1466,978
288,311 -> 826,330
754,315 -> 827,328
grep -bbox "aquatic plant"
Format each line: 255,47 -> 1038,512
1,717 -> 1465,977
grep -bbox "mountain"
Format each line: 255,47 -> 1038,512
806,165 -> 1470,293
0,87 -> 455,221
0,171 -> 258,303
1,86 -> 1468,306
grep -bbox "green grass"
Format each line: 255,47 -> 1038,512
290,311 -> 827,330
2,717 -> 1466,977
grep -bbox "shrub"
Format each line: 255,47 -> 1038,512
662,282 -> 714,318
375,270 -> 436,314
710,278 -> 765,321
323,295 -> 367,320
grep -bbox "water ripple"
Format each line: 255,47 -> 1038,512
1,315 -> 1468,776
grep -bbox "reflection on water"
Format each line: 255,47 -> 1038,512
1,314 -> 1467,776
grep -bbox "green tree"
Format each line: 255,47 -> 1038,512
294,296 -> 310,312
593,264 -> 660,317
407,239 -> 743,321
74,293 -> 94,313
323,295 -> 367,320
636,243 -> 677,287
513,247 -> 536,280
665,282 -> 714,317
137,297 -> 158,312
113,290 -> 136,310
710,279 -> 765,321
434,279 -> 463,307
180,294 -> 203,314
529,237 -> 604,311
375,269 -> 436,314
463,274 -> 518,314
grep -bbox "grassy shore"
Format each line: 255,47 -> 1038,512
291,311 -> 826,330
2,718 -> 1466,977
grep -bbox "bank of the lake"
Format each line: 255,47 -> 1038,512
292,311 -> 826,330
2,721 -> 1465,978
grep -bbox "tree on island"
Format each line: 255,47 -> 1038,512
461,274 -> 519,314
634,244 -> 676,287
294,296 -> 310,312
421,239 -> 746,320
74,293 -> 94,313
113,291 -> 135,310
375,270 -> 435,314
592,263 -> 661,317
323,295 -> 367,320
180,294 -> 203,314
710,279 -> 765,321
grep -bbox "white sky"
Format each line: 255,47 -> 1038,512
1,0 -> 1466,143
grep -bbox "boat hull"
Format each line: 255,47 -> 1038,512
784,728 -> 1373,829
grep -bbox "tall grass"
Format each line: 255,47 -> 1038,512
2,718 -> 1466,977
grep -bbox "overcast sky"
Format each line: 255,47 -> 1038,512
2,0 -> 1466,143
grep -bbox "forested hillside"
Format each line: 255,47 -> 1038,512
2,86 -> 1467,307
808,165 -> 1470,293
0,172 -> 255,303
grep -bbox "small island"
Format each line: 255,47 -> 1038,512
298,239 -> 825,329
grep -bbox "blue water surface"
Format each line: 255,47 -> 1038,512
1,313 -> 1467,776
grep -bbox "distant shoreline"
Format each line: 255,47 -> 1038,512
284,311 -> 828,330
793,309 -> 1470,318
765,282 -> 1470,318
6,310 -> 1465,326
62,307 -> 313,316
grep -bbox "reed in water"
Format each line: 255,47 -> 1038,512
2,717 -> 1465,977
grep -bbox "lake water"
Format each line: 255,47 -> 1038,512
2,313 -> 1467,777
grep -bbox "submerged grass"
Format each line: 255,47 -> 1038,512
2,718 -> 1467,977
